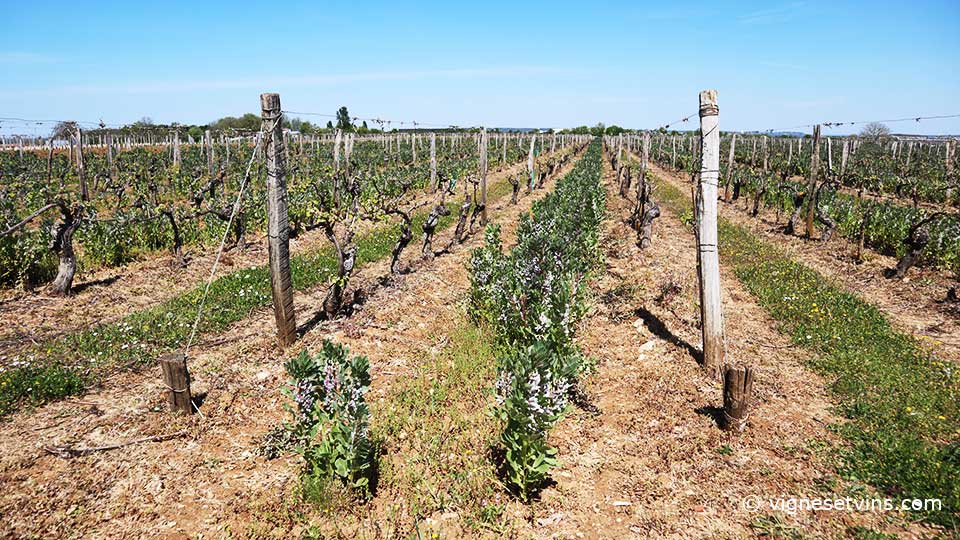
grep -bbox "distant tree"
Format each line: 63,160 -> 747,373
138,116 -> 154,125
860,122 -> 890,139
326,120 -> 334,130
336,106 -> 353,131
209,113 -> 260,132
50,121 -> 78,139
590,123 -> 606,136
286,117 -> 316,135
362,120 -> 368,130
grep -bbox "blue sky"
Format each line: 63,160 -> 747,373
2,0 -> 958,136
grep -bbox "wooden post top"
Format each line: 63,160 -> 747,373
699,90 -> 719,116
260,93 -> 281,114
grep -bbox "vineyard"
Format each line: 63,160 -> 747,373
0,90 -> 958,540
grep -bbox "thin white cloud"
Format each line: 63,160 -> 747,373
757,61 -> 809,71
738,2 -> 806,25
0,66 -> 579,98
782,97 -> 847,109
0,52 -> 57,65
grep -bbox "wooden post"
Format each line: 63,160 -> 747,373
47,138 -> 54,182
260,93 -> 297,347
762,136 -> 769,172
345,132 -> 354,175
429,133 -> 437,190
106,133 -> 114,169
841,139 -> 849,176
804,125 -> 822,238
827,137 -> 833,172
696,90 -> 725,378
76,127 -> 88,201
527,134 -> 536,191
173,130 -> 181,167
722,365 -> 753,432
160,352 -> 193,414
480,128 -> 488,224
946,139 -> 955,203
205,129 -> 215,177
724,133 -> 737,202
334,129 -> 342,174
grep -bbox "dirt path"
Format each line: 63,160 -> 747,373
650,163 -> 960,366
519,157 -> 932,539
0,148 -> 584,540
0,153 -> 560,362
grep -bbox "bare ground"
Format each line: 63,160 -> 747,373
650,162 -> 960,366
522,158 -> 937,539
1,149 -> 940,540
0,149 -> 583,540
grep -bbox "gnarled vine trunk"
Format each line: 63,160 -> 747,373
322,225 -> 356,319
49,204 -> 82,296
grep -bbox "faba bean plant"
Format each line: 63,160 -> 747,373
469,138 -> 604,500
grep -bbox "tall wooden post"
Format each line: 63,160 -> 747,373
724,133 -> 737,202
946,139 -> 955,204
804,125 -> 822,238
696,90 -> 725,378
671,136 -> 677,169
205,129 -> 215,178
841,139 -> 849,176
527,134 -> 536,190
827,137 -> 833,172
260,93 -> 297,347
76,127 -> 88,201
46,138 -> 54,182
173,130 -> 181,167
429,133 -> 437,190
480,128 -> 488,224
334,129 -> 342,174
762,136 -> 769,172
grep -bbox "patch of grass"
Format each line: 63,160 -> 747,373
0,163 -> 540,417
656,176 -> 959,529
846,525 -> 898,540
749,514 -> 803,540
377,322 -> 506,531
302,320 -> 511,537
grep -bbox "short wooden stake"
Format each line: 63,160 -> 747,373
160,352 -> 193,414
722,365 -> 754,432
